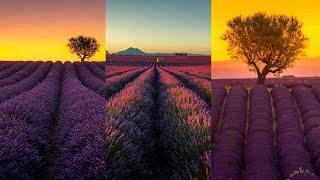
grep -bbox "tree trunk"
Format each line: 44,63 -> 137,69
257,73 -> 266,85
80,56 -> 86,62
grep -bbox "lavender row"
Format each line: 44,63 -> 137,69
106,68 -> 139,78
106,61 -> 153,68
74,62 -> 106,97
0,62 -> 52,103
211,85 -> 227,141
157,67 -> 210,179
84,62 -> 106,80
159,64 -> 211,81
245,85 -> 277,179
54,62 -> 106,179
213,78 -> 320,88
211,86 -> 247,179
292,86 -> 320,176
182,71 -> 211,81
106,63 -> 151,79
0,62 -> 40,87
0,62 -> 27,79
0,63 -> 62,179
95,61 -> 105,70
0,62 -> 15,72
162,67 -> 211,104
105,67 -> 156,179
312,85 -> 320,102
105,67 -> 148,99
272,86 -> 317,179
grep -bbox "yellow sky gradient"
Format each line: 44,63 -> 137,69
212,0 -> 320,61
0,1 -> 105,62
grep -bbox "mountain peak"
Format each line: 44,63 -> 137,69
115,47 -> 146,56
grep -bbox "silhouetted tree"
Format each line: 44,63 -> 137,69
67,36 -> 100,62
222,13 -> 308,84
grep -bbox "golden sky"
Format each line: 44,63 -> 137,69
212,0 -> 320,61
0,0 -> 105,61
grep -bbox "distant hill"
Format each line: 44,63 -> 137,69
114,47 -> 147,56
113,47 -> 208,56
149,52 -> 205,56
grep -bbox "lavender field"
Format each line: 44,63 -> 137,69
0,60 -> 211,179
105,60 -> 211,179
0,61 -> 106,179
211,83 -> 320,179
213,78 -> 320,88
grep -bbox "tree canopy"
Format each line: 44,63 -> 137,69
222,12 -> 308,84
67,36 -> 100,62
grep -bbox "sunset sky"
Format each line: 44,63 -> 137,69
212,0 -> 320,61
107,0 -> 210,54
212,0 -> 320,78
0,0 -> 105,61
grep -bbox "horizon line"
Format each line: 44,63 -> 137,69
213,56 -> 320,62
106,49 -> 211,56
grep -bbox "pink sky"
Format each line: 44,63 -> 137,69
212,57 -> 320,79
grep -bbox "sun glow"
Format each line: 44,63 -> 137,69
0,0 -> 105,62
212,0 -> 320,62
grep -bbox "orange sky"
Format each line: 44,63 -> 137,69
213,57 -> 320,79
212,0 -> 320,61
0,0 -> 105,61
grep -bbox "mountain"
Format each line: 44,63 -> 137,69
113,47 -> 209,56
151,52 -> 207,56
114,47 -> 147,56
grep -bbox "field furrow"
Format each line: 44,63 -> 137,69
212,84 -> 320,179
0,62 -> 28,79
244,85 -> 277,179
0,62 -> 16,72
211,86 -> 248,179
0,62 -> 41,87
75,62 -> 107,97
85,61 -> 106,80
105,66 -> 156,179
105,67 -> 149,99
0,63 -> 63,178
54,62 -> 106,179
161,66 -> 211,104
0,62 -> 52,103
157,66 -> 211,179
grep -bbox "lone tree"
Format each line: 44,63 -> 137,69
222,13 -> 308,84
67,35 -> 100,62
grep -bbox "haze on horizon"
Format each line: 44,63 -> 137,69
212,0 -> 320,61
213,57 -> 320,79
106,0 -> 210,55
0,0 -> 105,61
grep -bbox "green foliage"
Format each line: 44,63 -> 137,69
67,36 -> 100,62
222,12 -> 308,84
